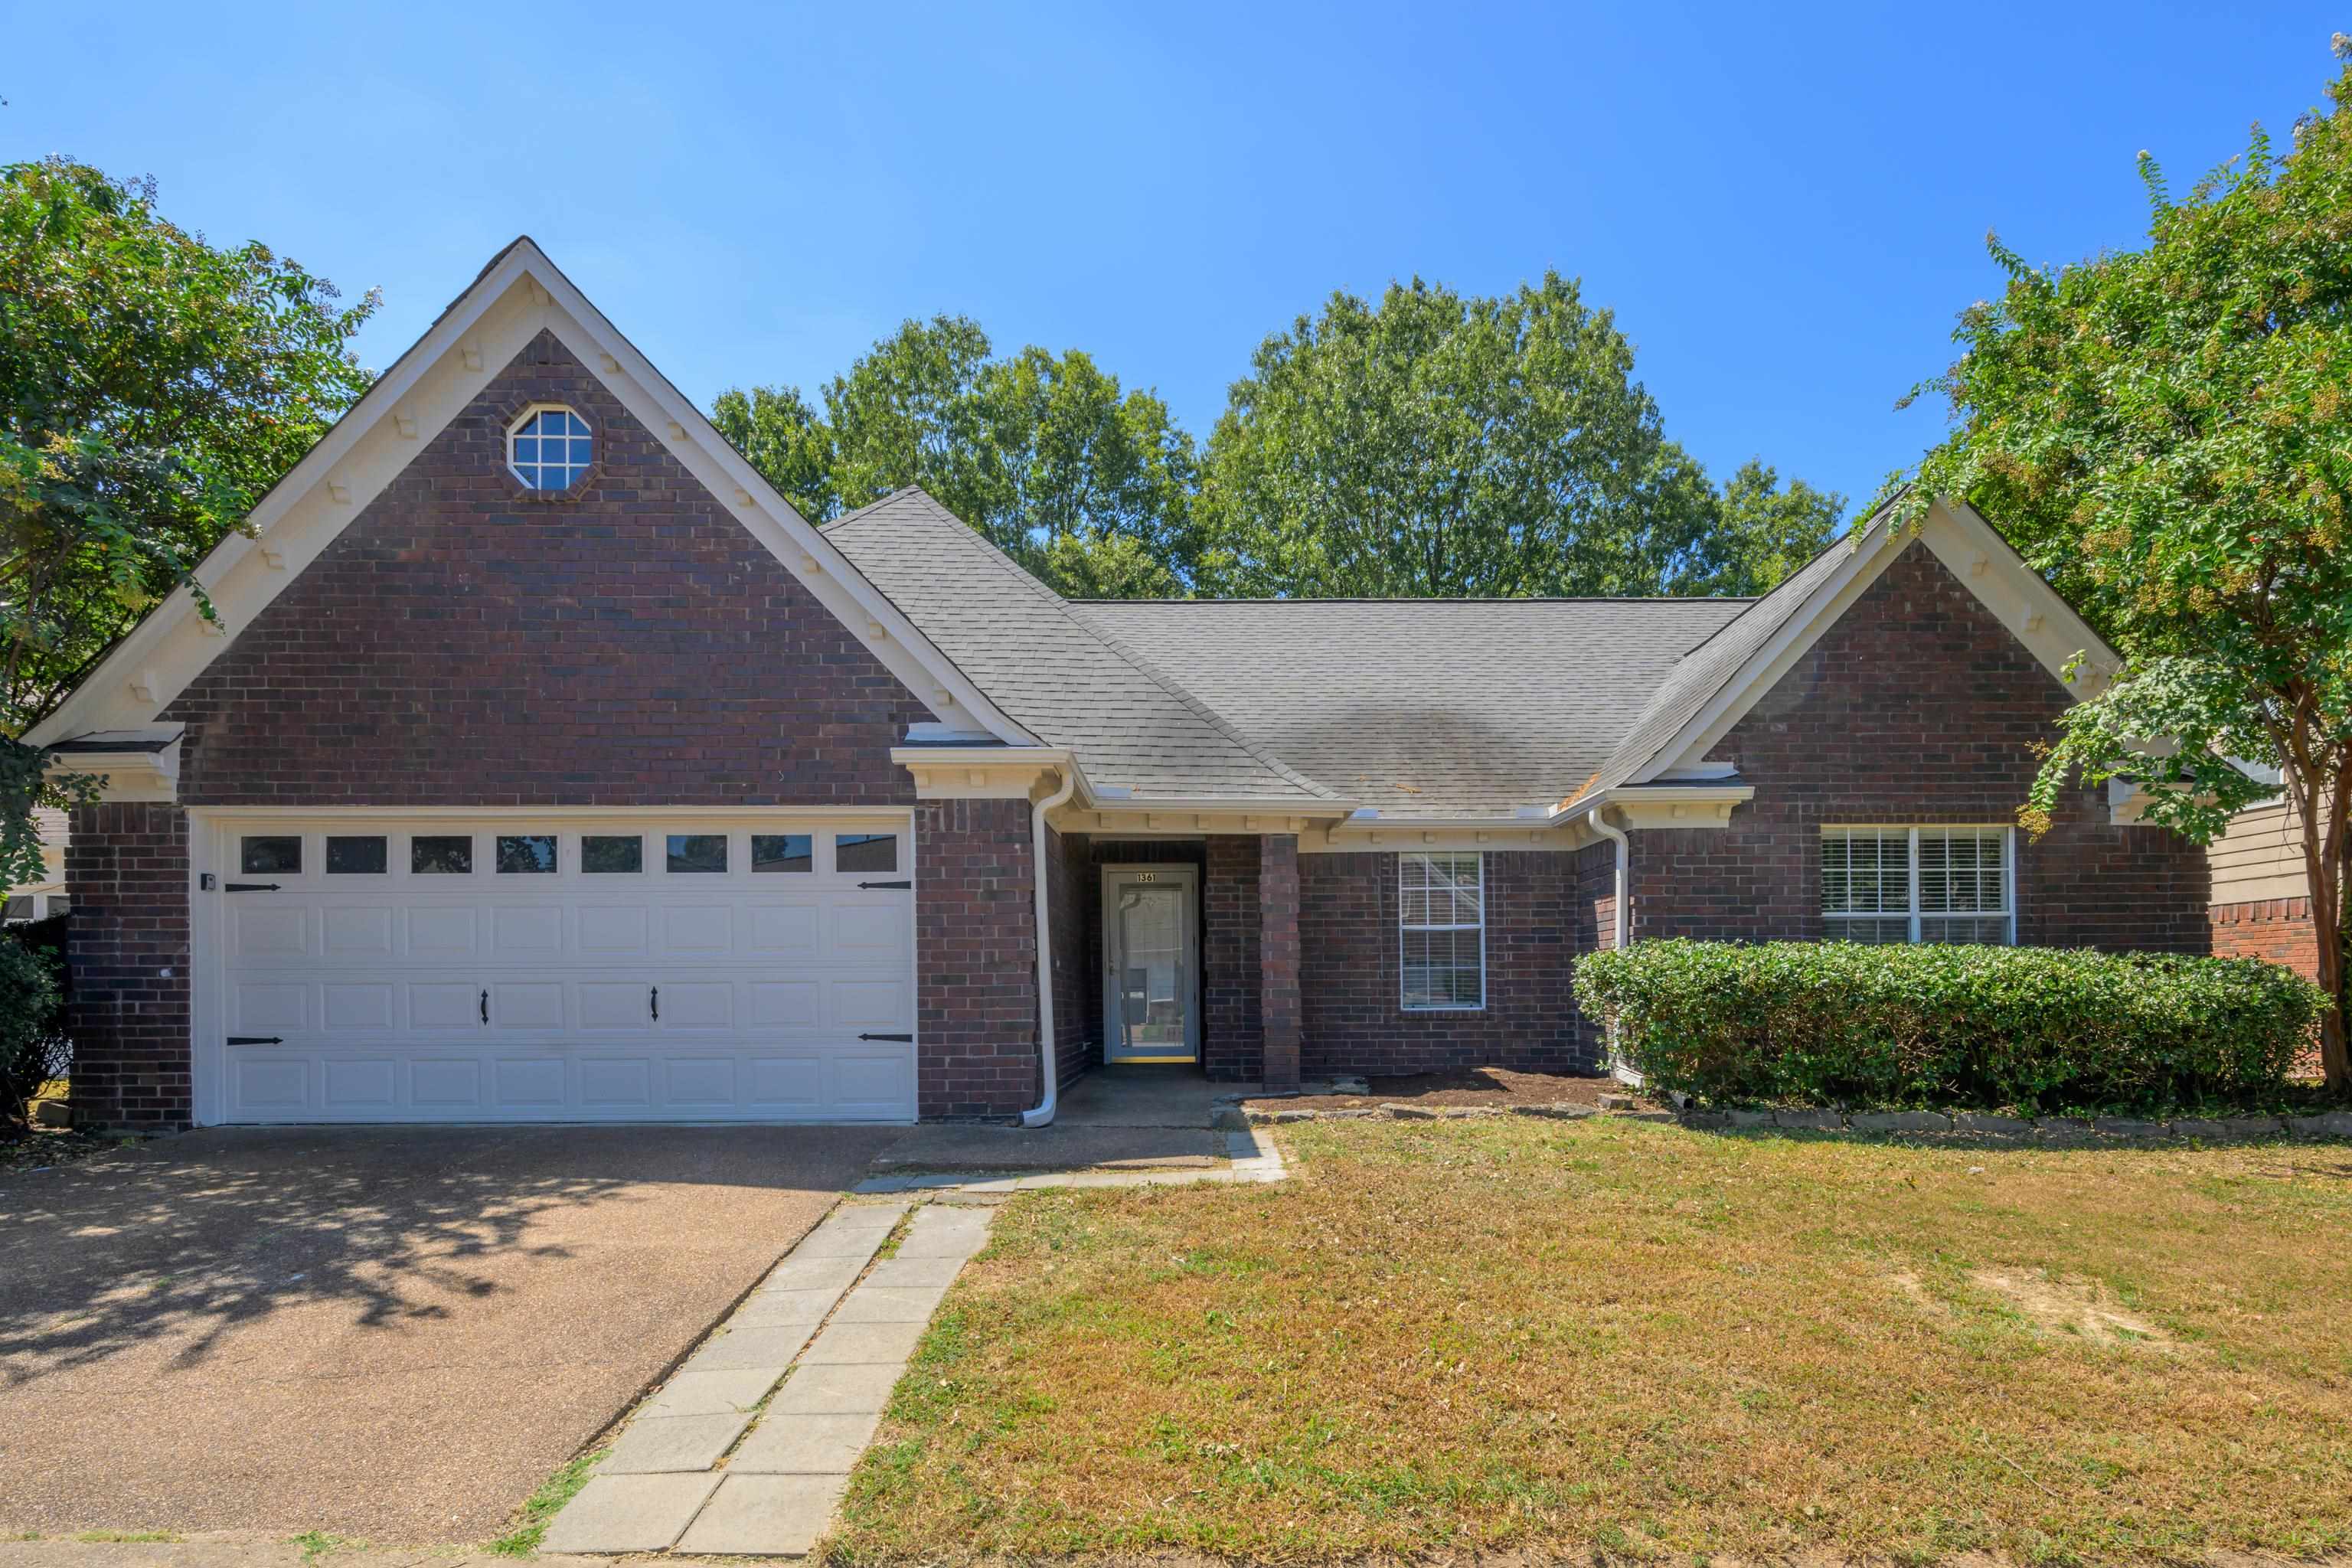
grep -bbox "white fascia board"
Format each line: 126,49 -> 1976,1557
1641,496 -> 2118,782
28,239 -> 1038,754
1547,784 -> 1757,825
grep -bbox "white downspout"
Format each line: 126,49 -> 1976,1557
1586,805 -> 1629,952
1586,805 -> 1637,1084
1020,765 -> 1081,1128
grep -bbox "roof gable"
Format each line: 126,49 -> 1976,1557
1571,494 -> 2121,805
28,240 -> 1034,750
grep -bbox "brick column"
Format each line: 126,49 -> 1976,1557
66,802 -> 193,1129
1259,833 -> 1302,1092
915,798 -> 1039,1119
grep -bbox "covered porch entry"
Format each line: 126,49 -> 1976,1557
1054,832 -> 1303,1091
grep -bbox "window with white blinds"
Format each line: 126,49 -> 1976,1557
1822,827 -> 2014,945
1400,852 -> 1485,1009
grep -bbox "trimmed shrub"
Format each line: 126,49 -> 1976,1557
0,920 -> 67,1133
1573,939 -> 2330,1115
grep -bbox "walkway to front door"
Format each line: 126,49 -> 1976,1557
1101,863 -> 1198,1063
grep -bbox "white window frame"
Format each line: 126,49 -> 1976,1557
505,403 -> 594,491
1821,825 -> 2017,945
1399,851 -> 1486,1011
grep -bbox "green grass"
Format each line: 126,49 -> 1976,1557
290,1530 -> 364,1562
71,1531 -> 178,1544
485,1447 -> 605,1557
829,1117 -> 2352,1565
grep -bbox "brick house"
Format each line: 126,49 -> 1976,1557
30,240 -> 2213,1129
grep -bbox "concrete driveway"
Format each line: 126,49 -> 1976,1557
0,1125 -> 896,1544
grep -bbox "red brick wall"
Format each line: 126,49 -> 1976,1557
1259,835 -> 1303,1090
64,803 -> 191,1129
1298,849 -> 1592,1079
1045,827 -> 1095,1089
161,330 -> 931,806
2209,897 -> 2321,978
77,331 -> 1037,1122
916,798 -> 1040,1119
1628,542 -> 2210,952
1203,835 -> 1262,1080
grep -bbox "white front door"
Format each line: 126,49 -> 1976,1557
192,812 -> 916,1124
1100,864 -> 1197,1063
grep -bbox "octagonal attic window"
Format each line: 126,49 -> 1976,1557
508,406 -> 593,490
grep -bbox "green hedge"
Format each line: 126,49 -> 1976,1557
1572,939 -> 2329,1115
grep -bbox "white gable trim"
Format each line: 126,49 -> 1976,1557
27,239 -> 1038,753
1642,495 -> 2121,781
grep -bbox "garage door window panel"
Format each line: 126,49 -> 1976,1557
241,836 -> 302,875
753,834 -> 812,874
581,835 -> 644,874
410,836 -> 474,875
326,836 -> 388,875
666,834 -> 728,874
496,835 -> 557,874
836,833 -> 897,874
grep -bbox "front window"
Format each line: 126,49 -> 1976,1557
508,406 -> 593,490
1822,827 -> 2014,944
1400,851 -> 1485,1010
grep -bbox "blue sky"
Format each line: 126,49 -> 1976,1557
8,2 -> 2344,509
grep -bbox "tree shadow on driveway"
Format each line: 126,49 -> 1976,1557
0,1123 -> 893,1540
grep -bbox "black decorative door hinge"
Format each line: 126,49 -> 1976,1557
858,880 -> 912,890
857,1031 -> 913,1042
224,883 -> 282,893
226,1036 -> 284,1046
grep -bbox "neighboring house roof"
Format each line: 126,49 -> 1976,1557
824,490 -> 1335,803
1080,596 -> 1749,818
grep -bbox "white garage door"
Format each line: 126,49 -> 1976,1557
194,814 -> 916,1123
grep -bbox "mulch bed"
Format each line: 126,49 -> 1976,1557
1,1126 -> 131,1178
1245,1066 -> 1668,1114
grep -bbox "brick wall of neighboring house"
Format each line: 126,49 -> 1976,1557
1297,849 -> 1592,1079
69,331 -> 1040,1125
1626,541 -> 2211,953
916,798 -> 1040,1119
2209,897 -> 2321,978
1045,827 -> 1096,1089
63,803 -> 191,1128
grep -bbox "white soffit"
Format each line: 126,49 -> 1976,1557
27,240 -> 1036,751
1648,495 -> 2122,780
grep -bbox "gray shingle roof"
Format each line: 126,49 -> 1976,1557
820,485 -> 1882,819
1080,597 -> 1749,818
822,490 -> 1335,802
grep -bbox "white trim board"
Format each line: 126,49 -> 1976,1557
28,238 -> 1037,755
1642,496 -> 2121,783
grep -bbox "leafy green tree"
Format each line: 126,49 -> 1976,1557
1193,274 -> 1839,598
0,158 -> 375,886
1689,459 -> 1847,595
709,383 -> 836,524
719,320 -> 1200,597
1908,46 -> 2352,1093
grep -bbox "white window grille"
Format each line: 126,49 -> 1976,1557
1400,851 -> 1485,1009
508,405 -> 593,490
1822,827 -> 2014,945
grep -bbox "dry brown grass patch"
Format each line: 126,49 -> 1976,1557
831,1119 -> 2352,1566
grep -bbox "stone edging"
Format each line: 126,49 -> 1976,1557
1239,1099 -> 2352,1146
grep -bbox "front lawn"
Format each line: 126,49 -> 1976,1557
835,1117 -> 2352,1564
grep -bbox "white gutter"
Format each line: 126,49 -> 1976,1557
1019,763 -> 1082,1129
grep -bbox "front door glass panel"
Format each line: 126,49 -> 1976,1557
1109,879 -> 1192,1060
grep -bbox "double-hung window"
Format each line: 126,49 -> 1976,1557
1821,827 -> 2014,945
1400,851 -> 1485,1009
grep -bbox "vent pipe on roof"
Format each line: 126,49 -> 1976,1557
1020,764 -> 1082,1129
